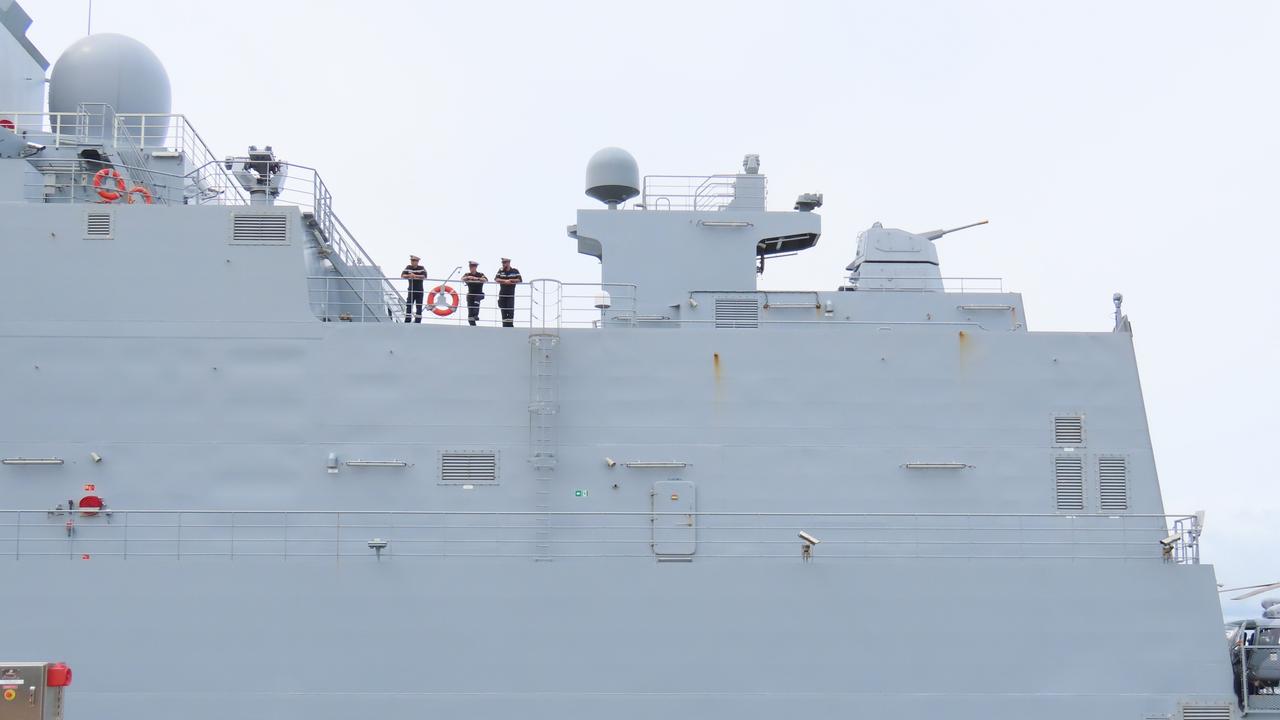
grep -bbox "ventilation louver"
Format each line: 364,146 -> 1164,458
1180,704 -> 1231,720
85,212 -> 111,238
440,451 -> 498,484
231,214 -> 289,244
714,298 -> 760,328
1053,415 -> 1084,445
1098,456 -> 1128,511
1054,455 -> 1085,511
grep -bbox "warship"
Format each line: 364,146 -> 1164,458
1,2 -> 1272,719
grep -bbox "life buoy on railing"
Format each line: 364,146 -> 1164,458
127,186 -> 153,205
92,168 -> 126,202
428,285 -> 460,316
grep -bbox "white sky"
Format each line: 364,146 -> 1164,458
19,0 -> 1279,619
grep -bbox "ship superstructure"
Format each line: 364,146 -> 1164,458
0,7 -> 1248,720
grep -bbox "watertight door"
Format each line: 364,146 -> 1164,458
652,480 -> 696,557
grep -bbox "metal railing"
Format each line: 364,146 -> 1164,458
642,174 -> 768,211
0,510 -> 1200,562
3,108 -> 248,206
308,276 -> 638,327
845,277 -> 1006,293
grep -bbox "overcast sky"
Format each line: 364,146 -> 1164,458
18,0 -> 1279,619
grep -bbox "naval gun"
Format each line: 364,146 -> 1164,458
845,219 -> 989,291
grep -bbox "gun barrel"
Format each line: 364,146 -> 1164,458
921,219 -> 989,241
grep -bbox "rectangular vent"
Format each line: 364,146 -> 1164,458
1098,456 -> 1128,511
86,212 -> 111,238
714,298 -> 760,328
231,214 -> 289,244
1054,455 -> 1085,511
440,451 -> 498,484
1181,704 -> 1231,720
1053,415 -> 1084,445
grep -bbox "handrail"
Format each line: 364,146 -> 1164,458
0,510 -> 1199,562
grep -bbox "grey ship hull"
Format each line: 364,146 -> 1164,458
0,278 -> 1236,718
1,556 -> 1228,719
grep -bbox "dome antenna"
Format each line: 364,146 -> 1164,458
86,0 -> 92,35
585,147 -> 640,210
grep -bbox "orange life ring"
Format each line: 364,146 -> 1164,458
92,168 -> 126,202
428,285 -> 459,316
127,186 -> 153,205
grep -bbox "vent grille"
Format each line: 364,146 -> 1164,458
1053,415 -> 1084,445
1180,704 -> 1231,720
1054,455 -> 1085,511
1098,456 -> 1128,511
714,298 -> 760,328
440,451 -> 498,484
86,212 -> 111,238
231,214 -> 289,244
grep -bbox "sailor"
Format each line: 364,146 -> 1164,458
401,255 -> 427,323
461,260 -> 487,327
495,257 -> 522,328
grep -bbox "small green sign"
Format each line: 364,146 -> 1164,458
574,489 -> 588,497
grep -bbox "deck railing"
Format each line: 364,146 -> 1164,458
0,510 -> 1201,563
642,174 -> 767,211
308,276 -> 639,327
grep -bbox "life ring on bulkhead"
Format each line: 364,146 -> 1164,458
92,168 -> 126,202
428,285 -> 460,316
127,186 -> 153,205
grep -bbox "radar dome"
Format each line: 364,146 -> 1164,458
49,34 -> 172,144
585,147 -> 639,207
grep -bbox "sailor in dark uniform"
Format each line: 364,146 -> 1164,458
401,255 -> 426,323
495,257 -> 522,328
461,260 -> 487,326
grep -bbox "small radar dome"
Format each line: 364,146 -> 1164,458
49,34 -> 172,144
585,147 -> 639,208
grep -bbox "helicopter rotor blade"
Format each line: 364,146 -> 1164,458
1220,582 -> 1280,600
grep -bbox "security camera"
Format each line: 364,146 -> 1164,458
1159,533 -> 1181,548
604,457 -> 616,468
798,531 -> 820,545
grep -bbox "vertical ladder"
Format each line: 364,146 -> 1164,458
528,280 -> 562,561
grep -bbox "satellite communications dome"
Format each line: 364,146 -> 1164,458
49,34 -> 172,144
585,147 -> 640,207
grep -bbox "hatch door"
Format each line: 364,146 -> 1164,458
652,480 -> 696,557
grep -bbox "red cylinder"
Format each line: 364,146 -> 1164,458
46,663 -> 72,687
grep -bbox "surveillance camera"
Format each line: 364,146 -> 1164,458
1159,533 -> 1181,548
798,531 -> 820,545
604,457 -> 616,468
